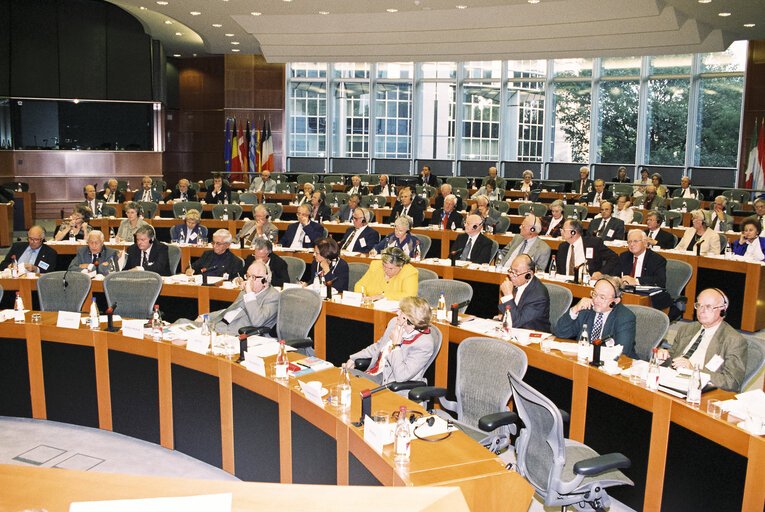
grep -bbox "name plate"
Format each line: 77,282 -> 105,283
56,311 -> 82,329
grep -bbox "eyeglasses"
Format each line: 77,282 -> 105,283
28,237 -> 43,242
247,274 -> 266,280
507,269 -> 528,277
590,291 -> 614,301
213,241 -> 229,246
694,303 -> 724,312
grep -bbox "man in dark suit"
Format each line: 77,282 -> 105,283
471,194 -> 502,232
557,219 -> 619,278
332,194 -> 361,222
431,194 -> 464,230
186,229 -> 243,280
671,176 -> 701,200
206,175 -> 232,204
642,211 -> 674,250
496,254 -> 551,332
1,226 -> 58,273
390,187 -> 425,227
165,179 -> 198,203
308,191 -> 332,223
243,238 -> 290,287
371,174 -> 395,197
572,166 -> 594,195
419,165 -> 439,187
123,225 -> 171,276
450,214 -> 494,263
586,201 -> 625,241
555,276 -> 637,359
433,183 -> 464,211
344,175 -> 369,196
580,179 -> 613,206
96,179 -> 125,203
69,230 -> 119,275
619,230 -> 666,287
282,204 -> 325,249
339,208 -> 380,253
81,185 -> 107,217
136,176 -> 163,203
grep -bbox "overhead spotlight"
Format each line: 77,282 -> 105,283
697,0 -> 711,3
175,32 -> 183,36
744,23 -> 755,27
156,1 -> 168,4
319,10 -> 330,14
232,49 -> 240,52
251,11 -> 261,16
173,53 -> 181,57
232,41 -> 240,45
190,11 -> 201,15
528,0 -> 540,4
387,8 -> 398,12
718,12 -> 731,16
225,33 -> 235,36
164,20 -> 173,24
212,23 -> 222,27
456,5 -> 467,9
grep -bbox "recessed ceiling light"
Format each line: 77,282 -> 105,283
175,32 -> 183,36
456,5 -> 467,9
744,23 -> 756,27
718,11 -> 731,16
164,20 -> 173,24
173,53 -> 181,57
232,49 -> 240,52
212,23 -> 222,27
528,0 -> 540,4
190,11 -> 201,15
283,0 -> 292,2
387,8 -> 398,12
231,41 -> 240,45
319,10 -> 329,14
697,0 -> 711,3
251,11 -> 261,16
225,33 -> 234,36
139,6 -> 147,9
156,1 -> 168,4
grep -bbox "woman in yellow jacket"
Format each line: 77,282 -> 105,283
355,247 -> 418,301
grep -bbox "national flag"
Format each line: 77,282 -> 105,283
261,118 -> 274,172
255,125 -> 262,173
745,118 -> 764,192
234,121 -> 247,181
248,122 -> 257,181
243,121 -> 251,179
230,119 -> 242,178
223,118 -> 233,175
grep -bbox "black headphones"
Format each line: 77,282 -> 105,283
527,212 -> 537,233
711,288 -> 728,317
596,277 -> 622,309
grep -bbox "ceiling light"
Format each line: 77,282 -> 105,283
697,0 -> 711,3
283,0 -> 292,2
251,11 -> 261,16
232,49 -> 240,52
231,41 -> 240,45
319,10 -> 329,14
387,8 -> 398,12
718,11 -> 731,16
139,6 -> 147,10
225,33 -> 235,36
744,23 -> 756,27
164,20 -> 173,24
528,0 -> 540,4
190,11 -> 201,15
175,32 -> 183,36
73,99 -> 80,104
456,5 -> 467,9
212,23 -> 222,27
173,53 -> 181,57
156,1 -> 168,4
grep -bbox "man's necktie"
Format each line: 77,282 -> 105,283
684,328 -> 706,359
462,237 -> 473,260
568,250 -> 576,276
341,230 -> 355,250
591,313 -> 604,340
92,253 -> 98,264
142,251 -> 148,267
519,238 -> 528,255
599,219 -> 608,238
630,256 -> 638,277
442,211 -> 448,229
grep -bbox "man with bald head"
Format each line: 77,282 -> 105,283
431,194 -> 464,230
69,230 -> 119,275
97,179 -> 125,203
165,179 -> 197,203
81,184 -> 105,218
137,176 -> 163,203
671,176 -> 700,200
1,226 -> 58,273
586,201 -> 625,241
497,214 -> 550,271
580,179 -> 613,207
619,230 -> 666,288
450,214 -> 494,263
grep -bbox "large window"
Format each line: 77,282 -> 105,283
332,81 -> 369,158
462,82 -> 500,160
375,83 -> 412,159
288,82 -> 326,157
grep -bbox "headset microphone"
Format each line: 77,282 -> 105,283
609,301 -> 617,309
525,273 -> 532,280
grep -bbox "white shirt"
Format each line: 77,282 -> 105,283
141,189 -> 153,201
567,237 -> 587,275
139,244 -> 153,268
627,250 -> 646,282
743,239 -> 765,261
378,184 -> 393,196
615,207 -> 633,224
290,224 -> 305,249
681,187 -> 696,199
345,226 -> 367,251
500,279 -> 531,305
462,233 -> 480,260
683,322 -> 722,368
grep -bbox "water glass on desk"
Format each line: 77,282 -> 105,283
706,398 -> 722,419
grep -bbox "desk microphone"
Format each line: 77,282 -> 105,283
200,265 -> 219,286
449,248 -> 463,266
352,385 -> 389,427
105,303 -> 119,332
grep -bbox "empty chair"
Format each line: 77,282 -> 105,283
37,271 -> 91,313
261,203 -> 283,220
528,189 -> 542,203
727,200 -> 742,214
275,182 -> 298,194
138,201 -> 158,219
282,255 -> 306,283
238,192 -> 259,205
172,201 -> 203,219
314,183 -> 333,193
326,192 -> 349,206
518,202 -> 548,217
625,305 -> 669,361
416,267 -> 438,282
611,183 -> 632,196
630,210 -> 643,224
493,216 -> 511,234
410,338 -> 528,453
563,204 -> 588,220
742,336 -> 765,390
722,189 -> 748,204
347,262 -> 370,291
242,288 -> 322,348
543,282 -> 573,331
506,371 -> 633,511
718,233 -> 729,254
669,197 -> 700,211
230,191 -> 240,203
101,205 -> 117,217
166,243 -> 181,274
412,233 -> 431,257
665,259 -> 693,305
664,210 -> 683,228
491,200 -> 510,214
362,195 -> 387,208
151,179 -> 167,191
212,203 -> 243,220
296,173 -> 317,185
324,175 -> 346,185
418,279 -> 473,313
415,185 -> 436,198
446,177 -> 468,189
103,271 -> 163,319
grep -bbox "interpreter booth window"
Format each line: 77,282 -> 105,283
332,81 -> 370,158
417,62 -> 457,160
596,56 -> 641,164
551,58 -> 593,163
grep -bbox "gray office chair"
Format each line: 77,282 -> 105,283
238,192 -> 259,205
742,336 -> 765,391
505,371 -> 633,511
166,243 -> 181,274
261,203 -> 283,220
543,282 -> 573,332
665,259 -> 693,314
241,288 -> 322,349
326,192 -> 349,206
275,182 -> 298,194
625,305 -> 669,361
152,179 -> 167,191
103,271 -> 163,319
101,205 -> 117,217
413,233 -> 432,257
0,284 -> 3,302
212,203 -> 243,220
204,178 -> 229,189
491,200 -> 510,214
494,216 -> 511,234
348,262 -> 369,291
416,185 -> 437,198
361,194 -> 387,208
564,204 -> 588,220
630,210 -> 643,224
446,177 -> 468,189
664,210 -> 683,228
611,184 -> 632,196
418,279 -> 472,313
230,191 -> 240,203
488,239 -> 500,264
410,338 -> 527,454
37,271 -> 91,313
282,256 -> 306,283
669,197 -> 700,211
172,201 -> 203,219
416,267 -> 439,282
324,175 -> 346,186
138,201 -> 158,219
722,189 -> 748,204
314,183 -> 333,194
718,233 -> 729,254
453,187 -> 469,202
518,202 -> 549,217
296,174 -> 317,185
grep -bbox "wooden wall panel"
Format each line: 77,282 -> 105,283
738,39 -> 765,186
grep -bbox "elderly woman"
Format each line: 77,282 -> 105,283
171,208 -> 208,243
651,173 -> 668,198
346,296 -> 435,385
516,170 -> 535,193
541,199 -> 566,237
614,194 -> 635,224
295,182 -> 315,206
633,168 -> 650,196
237,204 -> 278,245
115,201 -> 150,242
55,205 -> 91,241
301,237 -> 349,292
676,209 -> 721,256
354,247 -> 419,301
472,178 -> 501,201
370,215 -> 420,257
732,218 -> 765,261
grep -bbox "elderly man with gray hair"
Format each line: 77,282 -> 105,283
186,229 -> 243,279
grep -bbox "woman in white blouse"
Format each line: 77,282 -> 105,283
732,218 -> 765,261
676,209 -> 721,256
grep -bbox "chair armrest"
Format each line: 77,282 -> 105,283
478,411 -> 520,432
559,409 -> 570,424
238,326 -> 271,336
353,358 -> 372,371
387,380 -> 425,393
408,386 -> 447,402
285,338 -> 314,350
573,453 -> 631,476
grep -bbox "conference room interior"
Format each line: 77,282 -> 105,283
2,0 -> 765,510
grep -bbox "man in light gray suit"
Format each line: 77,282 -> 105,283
69,230 -> 119,275
705,195 -> 734,232
248,170 -> 277,194
497,214 -> 550,271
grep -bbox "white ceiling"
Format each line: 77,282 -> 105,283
108,0 -> 765,61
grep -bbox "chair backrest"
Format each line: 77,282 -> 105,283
624,305 -> 669,361
361,195 -> 387,208
528,189 -> 542,203
446,177 -> 467,189
152,179 -> 167,191
669,197 -> 700,211
488,239 -> 499,263
281,256 -> 306,283
453,187 -> 469,201
543,282 -> 573,331
412,234 -> 432,257
347,262 -> 369,290
172,201 -> 203,219
103,271 -> 163,319
612,183 -> 632,196
722,189 -> 748,204
101,205 -> 117,217
262,203 -> 283,220
416,267 -> 439,282
743,336 -> 765,391
230,191 -> 240,203
166,243 -> 181,274
631,210 -> 643,223
275,182 -> 298,194
665,260 -> 692,298
563,204 -> 588,220
297,174 -> 317,185
530,202 -> 549,217
326,192 -> 349,206
138,201 -> 158,219
718,233 -> 728,254
418,325 -> 443,385
324,175 -> 346,185
0,284 -> 3,302
276,288 -> 323,341
204,178 -> 230,189
418,279 -> 473,313
664,210 -> 683,228
415,185 -> 436,198
212,203 -> 243,220
491,200 -> 510,214
38,271 -> 92,313
239,192 -> 259,205
454,338 -> 528,432
494,216 -> 511,234
314,183 -> 333,193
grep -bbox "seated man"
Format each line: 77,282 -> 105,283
165,179 -> 197,203
470,194 -> 502,232
483,166 -> 506,191
641,185 -> 665,212
186,229 -> 243,279
308,191 -> 332,223
243,238 -> 290,288
207,175 -> 232,204
281,204 -> 324,249
556,219 -> 619,279
372,174 -> 395,197
619,230 -> 666,288
572,166 -> 594,195
434,183 -> 464,211
579,179 -> 613,207
706,195 -> 734,232
431,194 -> 464,230
1,225 -> 57,273
752,197 -> 765,232
237,204 -> 278,244
332,193 -> 360,222
81,185 -> 106,217
450,214 -> 494,264
69,230 -> 119,275
339,208 -> 380,253
496,254 -> 551,332
658,288 -> 747,392
96,179 -> 125,203
390,187 -> 425,227
587,201 -> 625,241
344,175 -> 369,196
497,214 -> 550,271
295,182 -> 314,206
123,225 -> 171,276
136,176 -> 163,203
644,211 -> 676,250
671,176 -> 700,199
249,170 -> 276,193
346,296 -> 435,385
555,276 -> 637,359
419,165 -> 439,187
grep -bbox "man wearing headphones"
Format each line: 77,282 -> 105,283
586,201 -> 625,241
339,207 -> 380,253
555,276 -> 637,359
69,230 -> 119,275
450,214 -> 494,263
431,194 -> 464,230
496,254 -> 551,332
309,191 -> 332,223
1,225 -> 58,274
497,214 -> 550,270
644,211 -> 675,249
390,187 -> 425,227
332,193 -> 361,222
556,219 -> 619,278
658,288 -> 747,392
282,204 -> 324,249
123,225 -> 172,276
81,185 -> 105,217
243,238 -> 290,288
186,229 -> 244,279
619,230 -> 666,288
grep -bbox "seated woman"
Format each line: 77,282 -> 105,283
515,170 -> 536,194
237,204 -> 278,245
115,201 -> 149,242
732,217 -> 765,261
651,173 -> 668,198
171,208 -> 208,244
354,247 -> 418,301
471,178 -> 501,202
346,296 -> 435,385
301,237 -> 349,293
676,209 -> 721,256
55,205 -> 91,241
541,199 -> 565,237
370,215 -> 420,257
633,168 -> 650,197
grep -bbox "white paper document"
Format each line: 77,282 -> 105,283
69,492 -> 232,512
